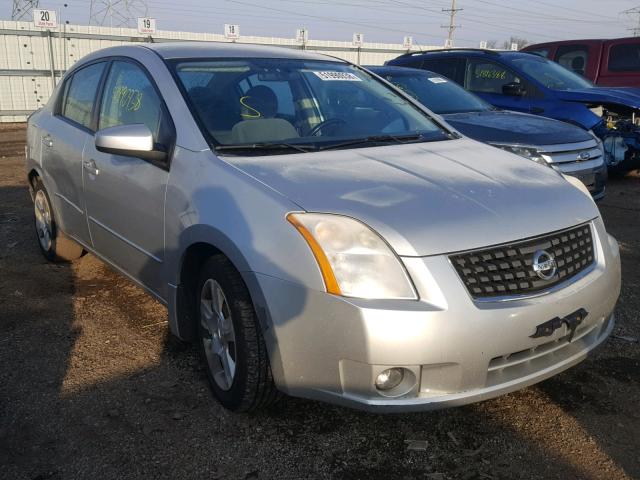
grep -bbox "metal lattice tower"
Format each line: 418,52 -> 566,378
622,6 -> 640,36
12,0 -> 40,21
89,0 -> 148,27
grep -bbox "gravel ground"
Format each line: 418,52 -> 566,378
1,123 -> 639,480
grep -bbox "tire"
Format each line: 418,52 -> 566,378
32,178 -> 84,262
196,255 -> 280,411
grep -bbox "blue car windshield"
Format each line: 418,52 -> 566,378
377,70 -> 493,114
171,58 -> 450,151
510,55 -> 594,90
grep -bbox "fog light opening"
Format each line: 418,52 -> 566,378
375,368 -> 405,391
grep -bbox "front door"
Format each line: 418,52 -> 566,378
464,59 -> 531,113
83,60 -> 173,298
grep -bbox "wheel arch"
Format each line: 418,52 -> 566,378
170,225 -> 271,342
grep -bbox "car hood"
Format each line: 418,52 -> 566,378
226,138 -> 599,257
442,110 -> 591,146
555,87 -> 640,109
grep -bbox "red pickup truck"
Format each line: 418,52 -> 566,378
522,37 -> 640,87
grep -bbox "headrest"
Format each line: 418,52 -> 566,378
240,85 -> 278,119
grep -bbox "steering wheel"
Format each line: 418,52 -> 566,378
308,118 -> 348,137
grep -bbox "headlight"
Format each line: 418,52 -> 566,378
490,144 -> 549,167
287,213 -> 417,300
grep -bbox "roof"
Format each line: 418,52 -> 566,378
525,36 -> 640,49
145,41 -> 337,62
393,49 -> 534,60
367,65 -> 436,76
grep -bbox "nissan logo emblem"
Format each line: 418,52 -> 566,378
577,151 -> 591,161
532,250 -> 557,281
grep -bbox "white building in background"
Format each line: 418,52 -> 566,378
0,20 -> 437,122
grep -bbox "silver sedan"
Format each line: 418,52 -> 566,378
26,43 -> 621,412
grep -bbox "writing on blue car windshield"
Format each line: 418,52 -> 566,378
380,70 -> 493,114
171,59 -> 450,153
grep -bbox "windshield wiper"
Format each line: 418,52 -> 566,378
317,133 -> 437,151
215,142 -> 317,154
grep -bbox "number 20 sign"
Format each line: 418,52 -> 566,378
33,9 -> 57,29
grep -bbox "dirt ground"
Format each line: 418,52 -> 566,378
0,122 -> 638,480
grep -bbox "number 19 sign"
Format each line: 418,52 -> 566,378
33,9 -> 57,29
137,17 -> 156,34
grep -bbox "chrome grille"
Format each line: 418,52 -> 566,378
450,224 -> 594,299
540,139 -> 602,164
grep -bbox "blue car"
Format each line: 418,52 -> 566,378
386,49 -> 640,170
368,66 -> 606,199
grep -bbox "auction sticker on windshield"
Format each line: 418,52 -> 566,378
313,71 -> 362,81
428,77 -> 447,84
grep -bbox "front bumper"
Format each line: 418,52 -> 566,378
255,218 -> 621,412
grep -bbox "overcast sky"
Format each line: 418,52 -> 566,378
4,0 -> 638,47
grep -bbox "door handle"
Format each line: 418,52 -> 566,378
42,135 -> 53,148
83,159 -> 99,176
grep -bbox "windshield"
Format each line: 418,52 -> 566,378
510,55 -> 594,90
376,70 -> 493,114
171,58 -> 450,153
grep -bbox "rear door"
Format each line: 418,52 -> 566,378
601,39 -> 640,87
83,59 -> 174,298
463,58 -> 531,113
38,61 -> 107,245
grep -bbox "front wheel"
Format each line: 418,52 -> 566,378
32,179 -> 83,262
196,255 -> 280,411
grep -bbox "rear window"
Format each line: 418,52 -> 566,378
609,43 -> 640,72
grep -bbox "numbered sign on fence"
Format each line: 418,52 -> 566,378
225,24 -> 240,40
137,17 -> 156,34
403,36 -> 413,49
33,9 -> 57,29
479,40 -> 488,49
353,33 -> 364,47
511,43 -> 519,51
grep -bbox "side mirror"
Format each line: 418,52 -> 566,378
502,82 -> 526,97
95,124 -> 167,162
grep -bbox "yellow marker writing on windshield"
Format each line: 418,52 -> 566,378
240,96 -> 261,118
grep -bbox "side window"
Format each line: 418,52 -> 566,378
422,58 -> 463,82
555,45 -> 589,77
60,62 -> 106,129
465,59 -> 521,94
400,58 -> 424,69
609,43 -> 640,72
98,61 -> 166,143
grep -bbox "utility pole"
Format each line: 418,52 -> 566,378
622,6 -> 640,36
442,0 -> 462,47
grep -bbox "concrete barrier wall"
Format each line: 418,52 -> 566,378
0,20 -> 437,122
